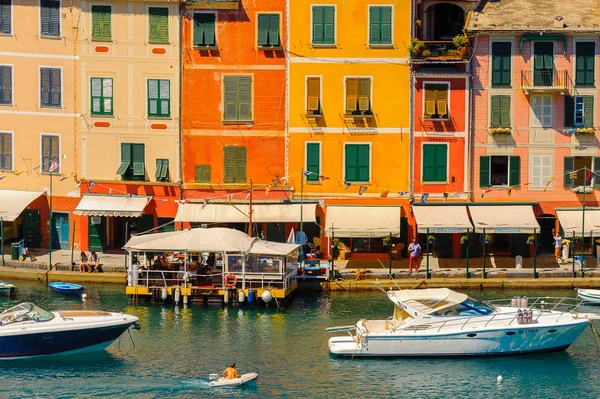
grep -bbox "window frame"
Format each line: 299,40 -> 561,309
367,5 -> 393,46
489,94 -> 511,128
305,75 -> 322,116
118,142 -> 146,181
90,77 -> 113,116
39,0 -> 61,38
305,141 -> 321,183
256,12 -> 281,48
222,74 -> 253,122
343,142 -> 371,183
148,6 -> 169,43
344,76 -> 373,116
194,164 -> 211,183
530,94 -> 553,128
0,64 -> 13,106
574,40 -> 596,87
39,66 -> 62,108
223,146 -> 247,184
311,4 -> 336,46
0,0 -> 13,36
155,158 -> 169,182
40,133 -> 60,174
147,78 -> 170,118
0,131 -> 13,171
422,81 -> 450,120
490,41 -> 512,87
191,11 -> 217,48
529,154 -> 553,190
90,4 -> 112,41
421,143 -> 449,183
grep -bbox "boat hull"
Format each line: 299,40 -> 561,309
0,322 -> 135,359
0,287 -> 15,297
577,289 -> 600,304
210,373 -> 258,387
48,283 -> 84,297
328,321 -> 589,357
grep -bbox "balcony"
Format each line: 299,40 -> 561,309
184,0 -> 239,10
520,70 -> 572,95
410,41 -> 470,64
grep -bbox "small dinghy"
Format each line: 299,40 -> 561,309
48,282 -> 85,296
577,289 -> 600,304
209,372 -> 258,387
0,281 -> 15,297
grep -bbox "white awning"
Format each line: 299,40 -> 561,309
468,205 -> 540,234
412,206 -> 473,233
73,195 -> 150,217
325,205 -> 401,238
174,203 -> 317,223
557,209 -> 600,236
0,189 -> 45,222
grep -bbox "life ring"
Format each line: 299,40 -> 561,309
224,273 -> 237,288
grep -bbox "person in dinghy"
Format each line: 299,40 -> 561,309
222,363 -> 238,379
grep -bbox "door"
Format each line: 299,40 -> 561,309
537,215 -> 557,254
51,212 -> 70,250
534,42 -> 554,86
21,209 -> 41,248
157,217 -> 175,233
511,233 -> 530,258
88,216 -> 106,252
433,234 -> 453,258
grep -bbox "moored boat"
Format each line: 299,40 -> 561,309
0,302 -> 139,359
0,281 -> 15,297
48,282 -> 85,296
209,372 -> 258,387
327,286 -> 600,357
577,288 -> 600,304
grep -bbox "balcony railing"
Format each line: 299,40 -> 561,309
184,0 -> 240,10
411,41 -> 470,63
520,70 -> 572,94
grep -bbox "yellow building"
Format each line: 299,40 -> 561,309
0,0 -> 80,249
287,0 -> 411,256
77,0 -> 181,252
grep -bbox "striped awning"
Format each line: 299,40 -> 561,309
74,195 -> 151,217
175,203 -> 317,223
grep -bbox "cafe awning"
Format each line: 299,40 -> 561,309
412,205 -> 473,233
325,205 -> 401,238
468,205 -> 540,234
0,189 -> 45,222
174,203 -> 317,223
73,195 -> 151,217
556,209 -> 600,236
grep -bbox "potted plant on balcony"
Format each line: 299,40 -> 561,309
407,38 -> 424,57
489,127 -> 512,135
526,235 -> 535,245
574,127 -> 596,135
452,34 -> 469,58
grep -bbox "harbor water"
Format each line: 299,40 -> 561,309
0,280 -> 599,398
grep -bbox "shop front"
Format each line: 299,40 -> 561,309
556,208 -> 600,258
0,189 -> 45,252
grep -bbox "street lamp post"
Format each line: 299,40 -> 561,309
580,167 -> 587,278
48,170 -> 53,271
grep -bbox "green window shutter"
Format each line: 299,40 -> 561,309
369,7 -> 380,44
237,76 -> 251,120
357,144 -> 370,182
594,157 -> 600,185
155,159 -> 163,178
101,6 -> 111,40
269,14 -> 280,46
41,0 -> 59,37
584,96 -> 594,127
345,144 -> 358,181
195,165 -> 211,183
234,146 -> 247,183
0,0 -> 11,35
563,156 -> 574,188
306,143 -> 320,181
0,65 -> 11,104
564,95 -> 575,127
51,68 -> 61,107
40,68 -> 50,106
257,14 -> 268,46
479,156 -> 490,187
159,79 -> 170,117
193,13 -> 204,46
149,8 -> 168,43
41,136 -> 49,171
509,156 -> 520,186
91,77 -> 101,114
422,144 -> 435,182
490,96 -> 501,128
223,76 -> 238,121
312,6 -> 323,44
380,7 -> 392,45
223,146 -> 235,183
0,133 -> 11,170
434,145 -> 447,181
500,96 -> 511,127
491,42 -> 511,86
155,159 -> 168,180
323,6 -> 335,44
193,13 -> 215,46
118,143 -> 131,176
148,79 -> 157,116
132,144 -> 145,177
91,6 -> 111,40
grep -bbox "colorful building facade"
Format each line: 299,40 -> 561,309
287,0 -> 411,256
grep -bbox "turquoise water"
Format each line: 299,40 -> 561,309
0,281 -> 599,398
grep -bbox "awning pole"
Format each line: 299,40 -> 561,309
330,229 -> 335,281
482,228 -> 486,278
425,228 -> 430,279
388,232 -> 392,277
581,169 -> 587,278
242,254 -> 246,290
465,229 -> 470,279
48,171 -> 52,271
572,231 -> 576,278
70,220 -> 76,270
1,217 -> 4,267
533,227 -> 538,278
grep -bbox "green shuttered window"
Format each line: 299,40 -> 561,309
223,146 -> 246,183
40,67 -> 61,107
490,95 -> 511,128
479,155 -> 520,187
369,6 -> 391,45
306,143 -> 320,182
533,42 -> 554,86
40,0 -> 60,37
41,135 -> 59,173
155,159 -> 169,181
0,0 -> 11,35
148,79 -> 170,117
491,42 -> 511,87
257,14 -> 280,47
422,144 -> 447,182
195,165 -> 211,183
193,13 -> 215,47
576,42 -> 595,87
118,143 -> 145,181
223,75 -> 252,121
90,77 -> 113,115
149,7 -> 168,43
0,65 -> 11,105
91,5 -> 111,41
0,132 -> 12,171
564,95 -> 594,127
345,144 -> 369,182
312,6 -> 334,45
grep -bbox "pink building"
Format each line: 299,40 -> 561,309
467,0 -> 600,259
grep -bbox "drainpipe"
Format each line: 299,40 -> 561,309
408,1 -> 415,200
177,2 -> 184,229
284,0 -> 290,178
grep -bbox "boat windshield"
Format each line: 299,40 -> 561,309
432,297 -> 495,317
0,303 -> 55,326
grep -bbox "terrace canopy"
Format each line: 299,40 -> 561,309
468,205 -> 540,234
412,205 -> 473,233
174,203 -> 317,223
0,189 -> 45,222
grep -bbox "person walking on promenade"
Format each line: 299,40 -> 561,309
408,238 -> 421,273
553,230 -> 562,264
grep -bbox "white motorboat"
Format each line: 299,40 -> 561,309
0,302 -> 139,359
577,288 -> 600,304
209,372 -> 258,387
327,287 -> 600,357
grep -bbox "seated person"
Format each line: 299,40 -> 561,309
79,251 -> 89,272
88,251 -> 100,272
222,363 -> 238,380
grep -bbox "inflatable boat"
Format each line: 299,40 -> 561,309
209,372 -> 258,387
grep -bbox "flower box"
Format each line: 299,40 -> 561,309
572,186 -> 594,194
574,127 -> 596,135
489,127 -> 511,135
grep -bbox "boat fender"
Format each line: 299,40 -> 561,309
183,294 -> 189,305
132,322 -> 141,330
261,290 -> 272,303
161,287 -> 168,301
497,375 -> 503,384
511,296 -> 518,307
174,287 -> 181,305
520,296 -> 528,308
225,273 -> 237,288
517,309 -> 523,325
238,289 -> 245,303
224,289 -> 230,304
247,289 -> 255,304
